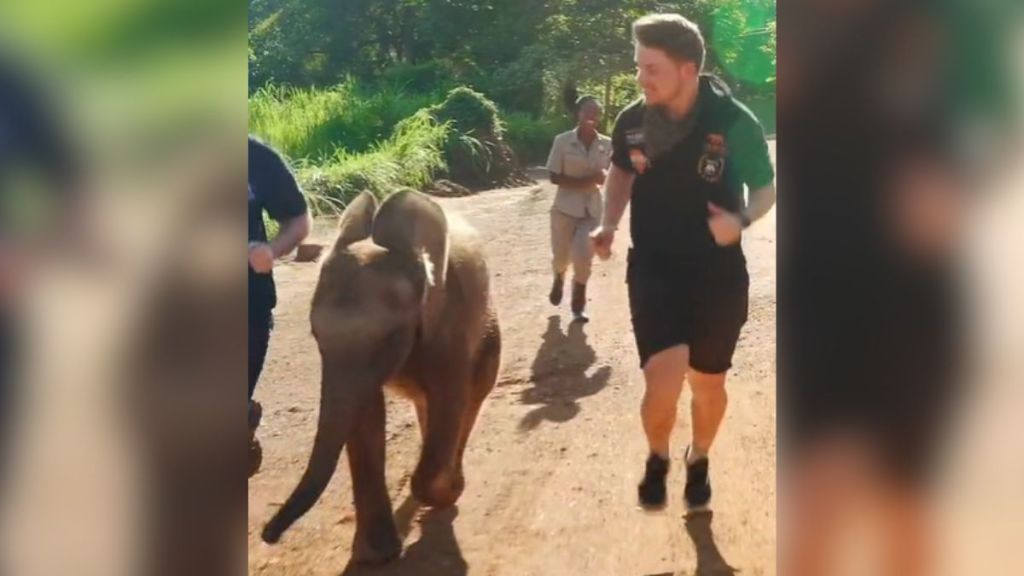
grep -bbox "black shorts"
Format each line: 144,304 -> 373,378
627,249 -> 749,373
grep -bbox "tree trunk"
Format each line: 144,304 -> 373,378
603,71 -> 613,130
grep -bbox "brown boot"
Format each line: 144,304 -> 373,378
549,273 -> 565,306
571,282 -> 589,323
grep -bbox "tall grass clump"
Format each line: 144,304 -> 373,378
298,110 -> 448,210
249,79 -> 438,162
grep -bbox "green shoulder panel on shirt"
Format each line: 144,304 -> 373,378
725,101 -> 775,191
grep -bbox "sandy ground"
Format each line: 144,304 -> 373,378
248,143 -> 777,576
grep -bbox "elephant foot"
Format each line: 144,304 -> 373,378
412,468 -> 465,508
351,523 -> 402,565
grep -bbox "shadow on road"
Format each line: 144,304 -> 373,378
341,496 -> 467,576
641,511 -> 738,576
685,511 -> 737,576
519,315 -> 611,431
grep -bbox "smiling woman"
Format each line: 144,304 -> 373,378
545,94 -> 611,323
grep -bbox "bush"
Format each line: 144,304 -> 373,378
251,83 -> 533,214
504,113 -> 566,165
297,110 -> 449,211
429,86 -> 504,140
379,60 -> 460,94
473,47 -> 546,116
427,87 -> 527,189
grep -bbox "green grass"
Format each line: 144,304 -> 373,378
295,110 -> 449,211
248,79 -> 439,162
504,112 -> 567,165
249,81 -> 450,213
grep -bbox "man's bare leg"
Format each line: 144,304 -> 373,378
687,369 -> 728,460
637,344 -> 688,509
642,345 -> 689,457
680,369 -> 727,507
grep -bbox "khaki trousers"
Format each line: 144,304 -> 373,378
550,209 -> 597,284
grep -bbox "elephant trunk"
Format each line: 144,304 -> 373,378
261,388 -> 355,543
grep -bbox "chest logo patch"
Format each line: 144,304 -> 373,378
626,129 -> 650,174
698,133 -> 727,183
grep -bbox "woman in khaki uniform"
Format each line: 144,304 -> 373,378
545,96 -> 612,322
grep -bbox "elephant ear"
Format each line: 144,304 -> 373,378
335,191 -> 378,247
372,189 -> 449,334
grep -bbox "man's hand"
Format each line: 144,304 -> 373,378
248,242 -> 275,273
592,168 -> 609,187
590,226 -> 616,260
707,202 -> 743,246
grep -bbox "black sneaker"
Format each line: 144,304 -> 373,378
638,453 -> 670,510
684,448 -> 711,510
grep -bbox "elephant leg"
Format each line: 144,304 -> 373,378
457,328 -> 501,474
451,395 -> 485,495
412,372 -> 468,508
347,388 -> 402,565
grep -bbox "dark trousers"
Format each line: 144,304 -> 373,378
0,313 -> 16,489
248,304 -> 273,401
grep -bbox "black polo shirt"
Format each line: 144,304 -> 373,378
611,75 -> 774,269
248,136 -> 307,311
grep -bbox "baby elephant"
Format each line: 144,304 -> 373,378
261,190 -> 501,565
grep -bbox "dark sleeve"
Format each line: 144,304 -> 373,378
1,62 -> 79,193
728,109 -> 775,190
255,145 -> 307,222
610,108 -> 636,173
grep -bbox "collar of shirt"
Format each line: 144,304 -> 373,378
568,128 -> 609,156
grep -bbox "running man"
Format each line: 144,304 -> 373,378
591,14 -> 775,510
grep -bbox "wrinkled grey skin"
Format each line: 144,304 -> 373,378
261,190 -> 501,565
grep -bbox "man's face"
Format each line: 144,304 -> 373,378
634,43 -> 697,106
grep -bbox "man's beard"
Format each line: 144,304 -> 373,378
643,81 -> 700,161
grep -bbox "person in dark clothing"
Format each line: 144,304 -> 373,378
248,135 -> 310,477
1,54 -> 82,484
777,2 -> 968,574
590,14 -> 775,511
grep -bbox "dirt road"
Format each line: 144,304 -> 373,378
248,145 -> 776,576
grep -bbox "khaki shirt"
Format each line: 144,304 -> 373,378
546,129 -> 612,219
